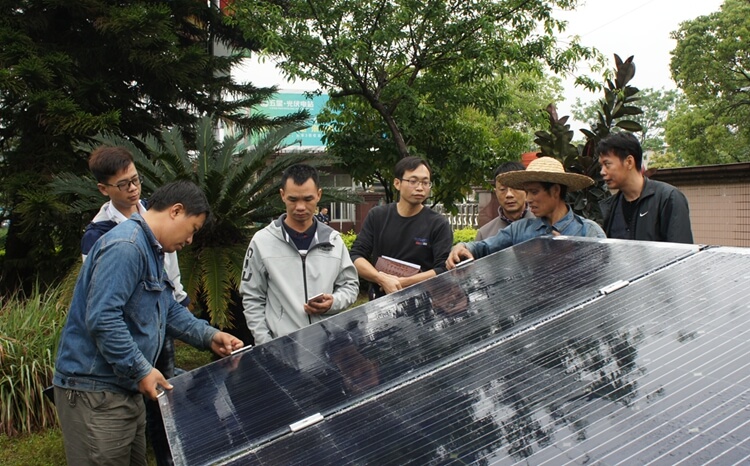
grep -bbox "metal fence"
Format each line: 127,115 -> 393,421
433,203 -> 479,230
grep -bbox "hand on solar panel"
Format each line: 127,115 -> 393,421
209,331 -> 244,357
304,293 -> 333,315
138,367 -> 173,400
445,243 -> 474,270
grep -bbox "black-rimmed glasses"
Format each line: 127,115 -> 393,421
103,175 -> 143,192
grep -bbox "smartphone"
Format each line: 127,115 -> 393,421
455,258 -> 474,268
307,292 -> 325,304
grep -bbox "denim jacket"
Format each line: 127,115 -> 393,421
467,207 -> 606,258
54,213 -> 218,395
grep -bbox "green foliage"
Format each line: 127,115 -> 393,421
667,0 -> 750,165
573,87 -> 684,154
453,228 -> 478,245
340,230 -> 358,250
229,0 -> 596,208
535,54 -> 643,223
670,0 -> 750,109
0,228 -> 6,257
648,151 -> 683,169
664,102 -> 750,165
0,285 -> 66,436
0,0 -> 304,294
339,227 -> 477,247
319,70 -> 561,209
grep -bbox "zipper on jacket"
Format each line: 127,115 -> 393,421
301,253 -> 311,324
282,222 -> 333,325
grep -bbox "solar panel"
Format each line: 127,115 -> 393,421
158,237 -> 750,465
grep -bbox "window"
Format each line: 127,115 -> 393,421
319,173 -> 357,222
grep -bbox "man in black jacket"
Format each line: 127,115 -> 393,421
597,132 -> 693,243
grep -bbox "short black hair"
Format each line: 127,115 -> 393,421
539,181 -> 568,200
147,180 -> 211,221
595,132 -> 643,171
493,161 -> 526,182
394,156 -> 431,179
88,146 -> 134,183
281,164 -> 320,189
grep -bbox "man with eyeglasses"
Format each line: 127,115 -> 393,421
81,146 -> 188,466
475,161 -> 535,241
350,156 -> 453,300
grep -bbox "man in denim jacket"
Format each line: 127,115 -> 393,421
446,157 -> 606,268
53,180 -> 243,466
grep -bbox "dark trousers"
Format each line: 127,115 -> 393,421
55,386 -> 147,466
147,336 -> 175,466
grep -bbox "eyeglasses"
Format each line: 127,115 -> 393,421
103,175 -> 143,192
400,178 -> 432,188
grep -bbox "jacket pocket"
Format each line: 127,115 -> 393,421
125,280 -> 165,326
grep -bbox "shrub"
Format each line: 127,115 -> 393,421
340,230 -> 358,250
0,286 -> 66,436
341,228 -> 478,248
453,228 -> 477,245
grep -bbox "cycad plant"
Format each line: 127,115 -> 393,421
53,116 -> 353,330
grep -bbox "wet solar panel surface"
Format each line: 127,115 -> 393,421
158,238 -> 750,465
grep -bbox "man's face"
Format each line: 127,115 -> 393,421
394,164 -> 431,206
523,182 -> 559,219
162,209 -> 206,253
97,162 -> 141,211
495,183 -> 527,216
281,178 -> 322,229
599,152 -> 633,190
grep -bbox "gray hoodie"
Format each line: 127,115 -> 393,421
240,215 -> 360,345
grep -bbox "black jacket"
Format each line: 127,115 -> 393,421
599,177 -> 693,244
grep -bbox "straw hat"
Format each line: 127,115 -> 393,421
495,156 -> 594,192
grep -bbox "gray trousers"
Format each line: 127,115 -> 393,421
54,386 -> 147,466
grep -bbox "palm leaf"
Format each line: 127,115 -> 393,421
199,246 -> 233,329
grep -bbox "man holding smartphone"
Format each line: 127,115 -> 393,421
240,164 -> 360,345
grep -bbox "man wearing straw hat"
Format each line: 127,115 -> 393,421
446,156 -> 605,268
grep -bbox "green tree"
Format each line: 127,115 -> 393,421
318,71 -> 561,207
573,87 -> 683,153
664,102 -> 749,165
667,0 -> 750,164
227,0 -> 595,207
51,116 -> 357,330
0,0 -> 306,293
648,151 -> 682,169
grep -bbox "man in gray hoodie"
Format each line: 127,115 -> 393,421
241,164 -> 360,345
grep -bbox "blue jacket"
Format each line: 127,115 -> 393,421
466,207 -> 606,258
81,200 -> 190,306
54,213 -> 218,395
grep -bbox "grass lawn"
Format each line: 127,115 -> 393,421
0,428 -> 66,466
